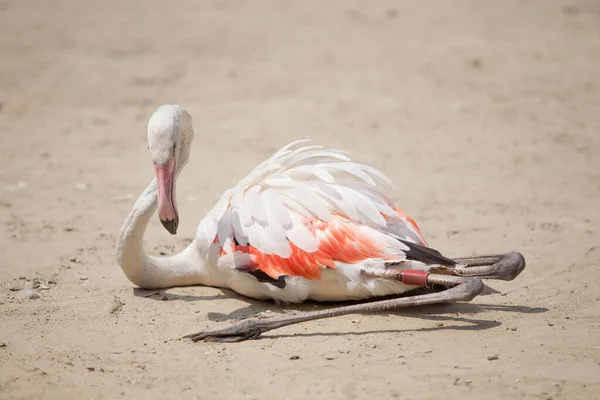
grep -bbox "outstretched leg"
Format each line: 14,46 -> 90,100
185,272 -> 483,343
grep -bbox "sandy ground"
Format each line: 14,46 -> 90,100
1,0 -> 600,399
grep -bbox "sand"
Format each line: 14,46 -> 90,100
1,0 -> 599,399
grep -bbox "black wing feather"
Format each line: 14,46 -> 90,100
236,268 -> 287,289
396,238 -> 456,266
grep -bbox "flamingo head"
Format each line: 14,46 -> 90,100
147,104 -> 193,235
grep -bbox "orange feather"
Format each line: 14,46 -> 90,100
226,215 -> 395,280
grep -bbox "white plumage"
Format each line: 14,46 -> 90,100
210,139 -> 422,258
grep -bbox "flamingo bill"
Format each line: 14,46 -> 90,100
154,157 -> 178,234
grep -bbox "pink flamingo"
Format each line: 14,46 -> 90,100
117,105 -> 525,342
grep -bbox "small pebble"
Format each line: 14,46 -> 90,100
289,356 -> 300,360
487,354 -> 499,361
159,293 -> 169,301
547,322 -> 554,326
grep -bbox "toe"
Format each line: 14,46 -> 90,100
204,335 -> 247,343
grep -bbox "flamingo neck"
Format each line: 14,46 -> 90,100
116,179 -> 207,289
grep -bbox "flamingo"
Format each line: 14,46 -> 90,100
116,104 -> 526,342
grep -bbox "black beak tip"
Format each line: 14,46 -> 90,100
160,218 -> 179,235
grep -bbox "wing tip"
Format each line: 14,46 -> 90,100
392,236 -> 456,266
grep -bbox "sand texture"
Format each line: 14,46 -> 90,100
1,1 -> 599,399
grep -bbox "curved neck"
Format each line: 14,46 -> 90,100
116,108 -> 221,289
116,179 -> 206,289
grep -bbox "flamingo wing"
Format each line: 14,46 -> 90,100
211,140 -> 434,280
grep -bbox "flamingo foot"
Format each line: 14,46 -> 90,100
184,320 -> 265,342
452,252 -> 526,280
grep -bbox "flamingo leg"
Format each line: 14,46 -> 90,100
185,274 -> 482,343
184,251 -> 524,343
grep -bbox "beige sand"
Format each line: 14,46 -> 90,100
1,0 -> 599,398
